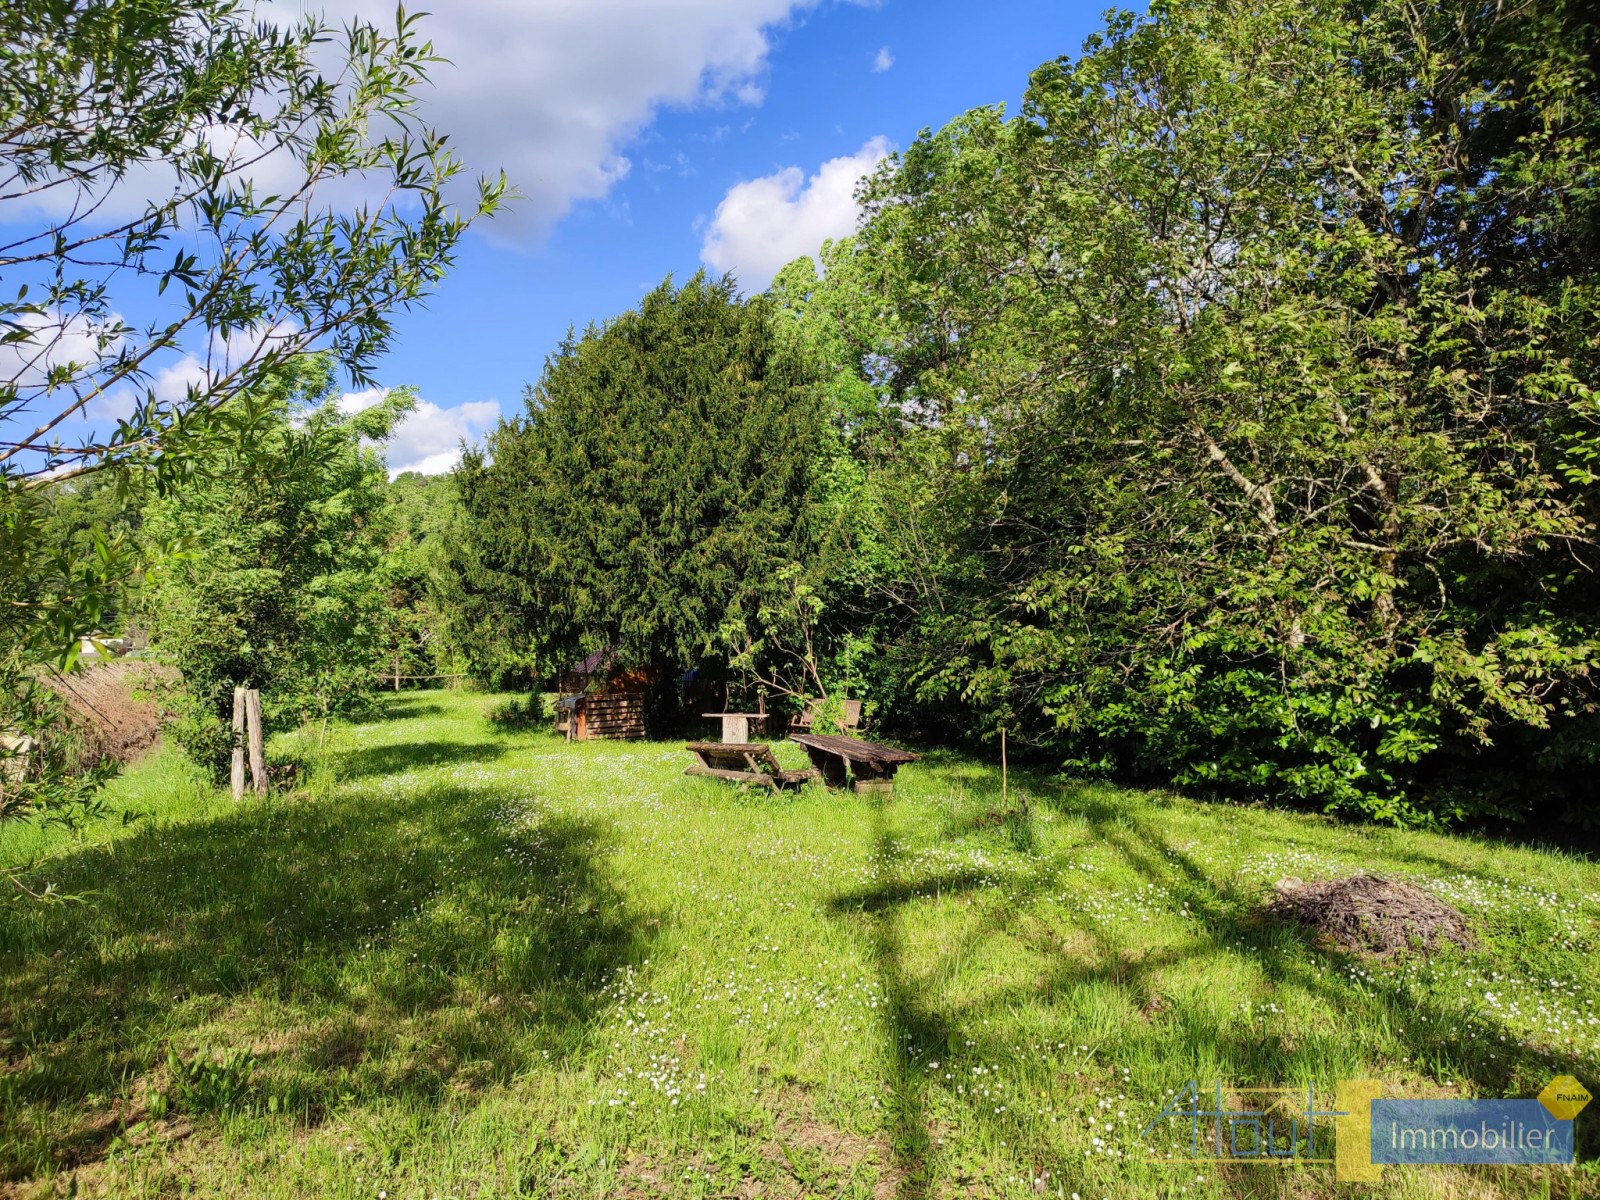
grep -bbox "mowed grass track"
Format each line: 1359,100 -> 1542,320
0,690 -> 1597,1199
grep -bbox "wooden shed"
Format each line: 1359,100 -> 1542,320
554,648 -> 655,741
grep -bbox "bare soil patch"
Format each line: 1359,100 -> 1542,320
1269,873 -> 1472,956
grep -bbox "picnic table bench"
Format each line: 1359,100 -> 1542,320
788,733 -> 918,796
684,742 -> 818,791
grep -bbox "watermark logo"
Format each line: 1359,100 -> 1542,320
1538,1075 -> 1592,1121
1141,1078 -> 1585,1181
1139,1082 -> 1340,1165
1372,1099 -> 1572,1165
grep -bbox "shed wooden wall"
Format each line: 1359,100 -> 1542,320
579,692 -> 646,740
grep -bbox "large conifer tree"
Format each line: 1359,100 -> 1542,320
451,275 -> 825,686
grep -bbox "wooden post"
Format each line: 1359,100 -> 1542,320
1000,726 -> 1008,814
245,688 -> 266,797
230,687 -> 246,800
394,652 -> 401,692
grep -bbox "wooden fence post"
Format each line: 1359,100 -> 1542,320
1000,726 -> 1008,814
394,652 -> 401,692
244,688 -> 266,797
231,687 -> 246,801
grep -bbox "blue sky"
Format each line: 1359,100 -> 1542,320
352,0 -> 1110,473
6,0 -> 1110,476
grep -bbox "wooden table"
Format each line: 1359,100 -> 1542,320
701,712 -> 767,744
684,743 -> 817,791
788,733 -> 919,796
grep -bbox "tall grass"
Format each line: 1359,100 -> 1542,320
0,690 -> 1594,1198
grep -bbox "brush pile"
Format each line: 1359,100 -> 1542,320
45,662 -> 173,768
1269,873 -> 1472,956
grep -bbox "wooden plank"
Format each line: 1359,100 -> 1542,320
789,699 -> 862,731
841,699 -> 863,730
749,745 -> 784,774
230,687 -> 246,801
685,764 -> 775,787
244,688 -> 266,797
789,733 -> 917,766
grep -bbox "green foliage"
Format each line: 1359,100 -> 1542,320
166,1046 -> 257,1114
2,691 -> 1598,1189
0,479 -> 141,824
141,356 -> 408,779
0,0 -> 502,483
377,472 -> 462,686
0,0 -> 498,824
450,274 -> 827,686
813,0 -> 1600,828
486,693 -> 550,730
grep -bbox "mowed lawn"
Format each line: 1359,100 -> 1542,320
0,690 -> 1597,1199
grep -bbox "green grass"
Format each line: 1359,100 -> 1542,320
0,689 -> 1596,1199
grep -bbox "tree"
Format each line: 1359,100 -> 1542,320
376,472 -> 461,689
140,356 -> 412,779
451,274 -> 826,698
847,0 -> 1600,825
0,0 -> 501,814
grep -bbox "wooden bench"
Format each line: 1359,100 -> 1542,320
788,733 -> 918,796
684,743 -> 819,791
790,697 -> 863,733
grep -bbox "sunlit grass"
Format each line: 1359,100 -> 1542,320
0,689 -> 1595,1198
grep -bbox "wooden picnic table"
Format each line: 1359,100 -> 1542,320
788,733 -> 918,795
684,743 -> 817,790
700,712 -> 767,744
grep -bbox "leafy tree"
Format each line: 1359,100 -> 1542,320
451,274 -> 826,699
766,243 -> 954,722
140,356 -> 412,778
0,0 -> 501,815
376,472 -> 461,688
845,0 -> 1600,826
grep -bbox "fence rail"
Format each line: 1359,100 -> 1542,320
378,669 -> 467,690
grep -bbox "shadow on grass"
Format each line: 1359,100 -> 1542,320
335,738 -> 507,780
0,771 -> 655,1177
361,696 -> 450,723
828,764 -> 1599,1197
1053,797 -> 1600,1163
834,812 -> 954,1200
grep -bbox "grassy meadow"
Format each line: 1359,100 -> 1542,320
0,689 -> 1596,1199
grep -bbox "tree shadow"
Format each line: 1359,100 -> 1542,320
826,769 -> 1599,1197
1058,802 -> 1600,1159
0,773 -> 655,1175
834,813 -> 951,1199
363,697 -> 449,723
335,739 -> 507,780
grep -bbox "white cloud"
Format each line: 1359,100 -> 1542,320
700,137 -> 890,290
873,46 -> 894,71
89,320 -> 300,421
0,310 -> 125,393
337,387 -> 387,415
282,0 -> 851,242
377,397 -> 501,478
7,2 -> 855,244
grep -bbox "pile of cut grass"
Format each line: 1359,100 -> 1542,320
0,689 -> 1595,1198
